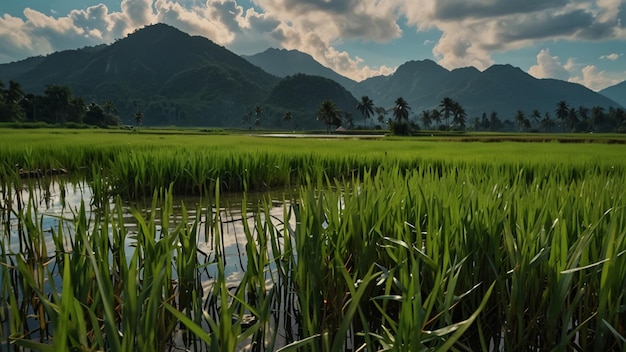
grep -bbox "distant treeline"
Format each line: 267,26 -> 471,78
2,77 -> 626,132
465,103 -> 626,133
0,80 -> 121,127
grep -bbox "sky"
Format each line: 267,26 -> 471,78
1,0 -> 625,91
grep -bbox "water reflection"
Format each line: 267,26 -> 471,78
0,179 -> 294,286
0,179 -> 295,350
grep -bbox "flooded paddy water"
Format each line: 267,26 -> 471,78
0,177 -> 299,350
1,160 -> 624,351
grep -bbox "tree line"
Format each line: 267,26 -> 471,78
3,77 -> 625,133
354,95 -> 468,135
0,80 -> 126,127
354,95 -> 626,134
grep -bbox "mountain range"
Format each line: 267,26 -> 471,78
600,82 -> 626,108
0,23 -> 355,127
0,23 -> 623,127
245,49 -> 624,121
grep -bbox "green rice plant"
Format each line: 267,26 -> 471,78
2,130 -> 626,350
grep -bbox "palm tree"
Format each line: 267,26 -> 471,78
515,110 -> 527,131
591,106 -> 605,132
567,107 -> 579,131
555,101 -> 569,129
7,80 -> 24,104
479,112 -> 489,131
452,103 -> 467,130
541,112 -> 553,132
439,97 -> 455,129
344,111 -> 355,129
356,96 -> 374,129
420,110 -> 432,129
530,109 -> 541,129
0,80 -> 25,121
577,106 -> 589,124
490,111 -> 502,132
611,107 -> 626,130
392,97 -> 411,122
68,97 -> 86,123
134,111 -> 143,126
317,100 -> 342,133
44,84 -> 72,123
85,102 -> 105,126
375,106 -> 387,126
431,109 -> 442,129
103,100 -> 117,116
254,105 -> 262,128
282,111 -> 293,130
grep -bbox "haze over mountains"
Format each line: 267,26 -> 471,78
0,23 -> 623,127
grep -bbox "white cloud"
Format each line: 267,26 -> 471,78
402,0 -> 626,72
528,49 -> 570,80
1,0 -> 626,87
600,53 -> 622,61
528,48 -> 626,91
121,0 -> 155,28
569,65 -> 626,91
249,0 -> 402,79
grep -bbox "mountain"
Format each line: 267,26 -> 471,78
0,23 -> 283,126
0,24 -> 357,128
600,81 -> 626,107
262,73 -> 358,129
353,60 -> 622,120
2,23 -> 621,128
243,48 -> 357,91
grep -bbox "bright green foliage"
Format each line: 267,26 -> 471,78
0,130 -> 625,350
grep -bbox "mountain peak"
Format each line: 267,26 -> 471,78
484,64 -> 527,75
397,59 -> 445,69
392,59 -> 449,82
124,23 -> 189,41
243,48 -> 356,88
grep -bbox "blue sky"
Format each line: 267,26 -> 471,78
1,0 -> 625,91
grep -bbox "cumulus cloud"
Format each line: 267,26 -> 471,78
121,0 -> 155,28
569,65 -> 626,91
250,0 -> 402,79
68,4 -> 114,40
254,0 -> 402,42
428,0 -> 568,21
528,49 -> 571,80
600,53 -> 622,61
1,0 -> 626,87
403,0 -> 626,71
528,48 -> 626,91
0,0 -> 258,61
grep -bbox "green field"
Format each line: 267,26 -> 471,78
1,128 -> 625,351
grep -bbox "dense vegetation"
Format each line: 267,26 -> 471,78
0,80 -> 121,127
1,130 -> 625,351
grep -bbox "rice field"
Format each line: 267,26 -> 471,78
0,128 -> 625,351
